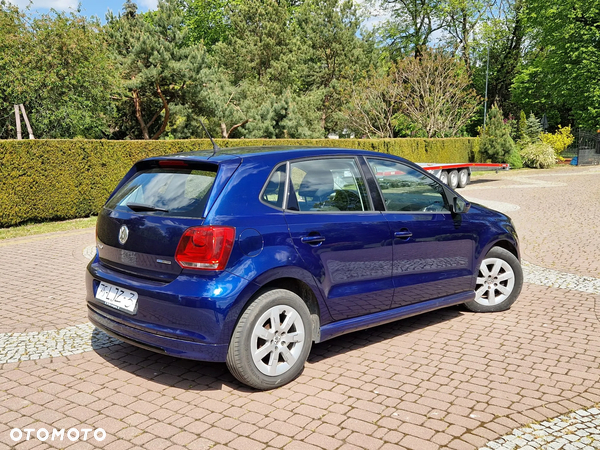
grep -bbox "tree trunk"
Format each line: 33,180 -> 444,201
151,83 -> 169,140
132,89 -> 150,140
221,119 -> 250,139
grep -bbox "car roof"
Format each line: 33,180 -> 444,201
142,145 -> 413,166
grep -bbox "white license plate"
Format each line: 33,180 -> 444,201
95,281 -> 138,314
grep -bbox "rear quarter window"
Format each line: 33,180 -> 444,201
105,167 -> 217,218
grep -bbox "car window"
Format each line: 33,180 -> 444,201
367,158 -> 449,212
289,158 -> 370,212
105,168 -> 216,217
262,165 -> 287,208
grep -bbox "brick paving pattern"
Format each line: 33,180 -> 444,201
0,165 -> 598,449
0,229 -> 95,333
463,167 -> 600,278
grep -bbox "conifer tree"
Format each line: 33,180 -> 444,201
107,0 -> 209,140
479,105 -> 516,163
522,112 -> 543,144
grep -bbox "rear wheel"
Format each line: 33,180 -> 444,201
439,170 -> 449,185
465,247 -> 523,312
227,289 -> 313,390
457,169 -> 470,188
448,170 -> 459,189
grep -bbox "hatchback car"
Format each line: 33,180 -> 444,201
86,146 -> 523,389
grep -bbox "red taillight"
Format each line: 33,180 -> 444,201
175,226 -> 235,270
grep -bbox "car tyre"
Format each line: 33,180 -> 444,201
465,247 -> 523,312
439,170 -> 449,185
227,289 -> 313,390
457,169 -> 470,188
449,170 -> 459,189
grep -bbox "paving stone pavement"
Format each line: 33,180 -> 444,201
0,165 -> 599,450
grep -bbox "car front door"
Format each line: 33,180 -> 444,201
283,157 -> 394,321
366,157 -> 477,308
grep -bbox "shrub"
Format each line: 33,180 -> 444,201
0,137 -> 478,227
520,113 -> 543,145
540,125 -> 575,159
506,148 -> 523,169
479,105 -> 516,163
520,142 -> 556,168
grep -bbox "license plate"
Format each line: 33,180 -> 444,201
95,281 -> 138,314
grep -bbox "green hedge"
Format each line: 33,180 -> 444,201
0,137 -> 479,227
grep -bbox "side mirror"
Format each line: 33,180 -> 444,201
452,197 -> 470,214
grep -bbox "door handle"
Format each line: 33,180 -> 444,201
394,230 -> 413,240
300,235 -> 326,245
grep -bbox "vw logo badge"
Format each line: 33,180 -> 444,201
118,225 -> 129,245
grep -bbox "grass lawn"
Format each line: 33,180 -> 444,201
0,217 -> 97,240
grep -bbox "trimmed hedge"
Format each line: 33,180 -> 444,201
0,138 -> 479,227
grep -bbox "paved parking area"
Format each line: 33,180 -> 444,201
0,165 -> 599,449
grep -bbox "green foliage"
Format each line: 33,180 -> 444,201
506,148 -> 523,169
294,0 -> 375,132
0,138 -> 477,227
106,0 -> 210,140
521,113 -> 543,144
478,105 -> 516,162
0,3 -> 115,139
184,0 -> 238,49
518,110 -> 527,140
512,0 -> 600,129
520,142 -> 555,169
213,0 -> 299,88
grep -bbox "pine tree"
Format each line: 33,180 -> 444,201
106,0 -> 210,140
522,113 -> 543,144
479,105 -> 516,163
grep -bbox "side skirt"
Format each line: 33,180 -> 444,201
317,291 -> 474,343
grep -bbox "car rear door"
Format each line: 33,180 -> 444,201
365,157 -> 477,308
283,157 -> 394,321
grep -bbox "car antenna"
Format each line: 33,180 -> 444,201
199,118 -> 219,155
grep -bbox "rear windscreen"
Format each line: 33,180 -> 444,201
105,168 -> 217,218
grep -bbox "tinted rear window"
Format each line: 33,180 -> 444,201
105,168 -> 217,218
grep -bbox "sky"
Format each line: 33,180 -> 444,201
9,0 -> 158,21
8,0 -> 388,27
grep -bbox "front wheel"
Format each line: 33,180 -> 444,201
227,289 -> 313,390
464,247 -> 523,312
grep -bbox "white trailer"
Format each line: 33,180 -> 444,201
418,162 -> 510,189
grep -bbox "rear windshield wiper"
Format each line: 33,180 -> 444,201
126,202 -> 169,213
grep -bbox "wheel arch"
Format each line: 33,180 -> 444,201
223,267 -> 330,346
490,239 -> 520,261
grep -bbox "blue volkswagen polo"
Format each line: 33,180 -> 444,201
86,146 -> 522,389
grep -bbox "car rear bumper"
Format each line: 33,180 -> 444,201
89,304 -> 229,362
85,256 -> 258,362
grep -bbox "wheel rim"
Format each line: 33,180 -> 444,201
440,172 -> 448,184
474,257 -> 515,306
450,171 -> 458,187
251,305 -> 306,376
459,171 -> 468,185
